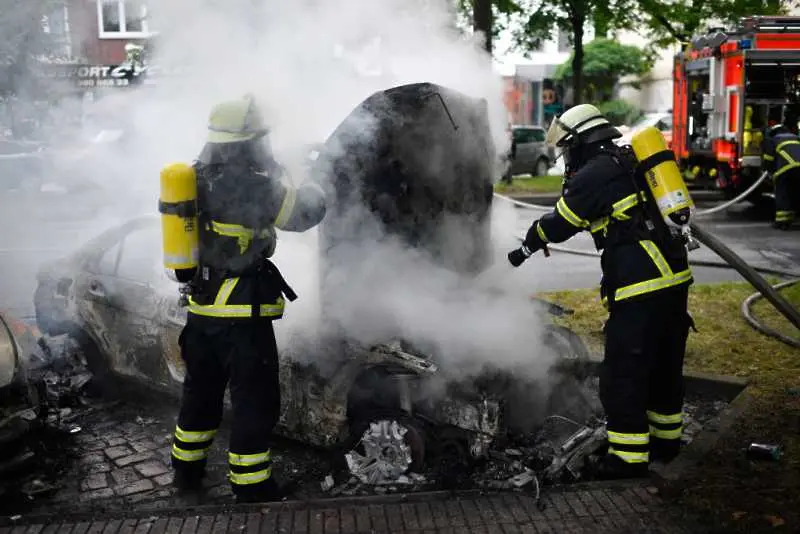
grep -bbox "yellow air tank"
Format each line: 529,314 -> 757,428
159,162 -> 199,271
631,126 -> 694,229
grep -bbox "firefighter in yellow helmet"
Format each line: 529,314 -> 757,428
508,104 -> 694,479
169,95 -> 326,502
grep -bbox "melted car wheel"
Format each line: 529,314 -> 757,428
344,416 -> 425,485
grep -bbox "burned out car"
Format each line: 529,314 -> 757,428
34,83 -> 594,484
33,215 -> 590,482
1,312 -> 42,478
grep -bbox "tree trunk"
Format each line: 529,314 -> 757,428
571,17 -> 585,105
472,0 -> 493,54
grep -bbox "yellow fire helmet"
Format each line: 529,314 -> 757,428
206,94 -> 268,144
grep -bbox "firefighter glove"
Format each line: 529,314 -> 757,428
508,244 -> 533,267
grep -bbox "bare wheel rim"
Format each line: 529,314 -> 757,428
344,419 -> 420,485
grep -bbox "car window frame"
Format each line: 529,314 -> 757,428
512,128 -> 531,144
81,218 -> 158,279
86,238 -> 123,276
114,224 -> 163,284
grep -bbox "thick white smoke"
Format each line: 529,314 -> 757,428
27,0 -> 560,383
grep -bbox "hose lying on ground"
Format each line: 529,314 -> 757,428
515,225 -> 800,347
494,171 -> 771,218
501,171 -> 800,346
690,171 -> 771,217
513,233 -> 800,278
690,222 -> 800,332
741,279 -> 800,349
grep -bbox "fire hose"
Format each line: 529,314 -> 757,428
499,172 -> 800,347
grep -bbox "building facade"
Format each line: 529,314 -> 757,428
66,0 -> 152,64
500,26 -> 590,126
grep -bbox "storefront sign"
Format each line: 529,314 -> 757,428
33,63 -> 187,88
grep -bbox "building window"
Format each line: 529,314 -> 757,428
97,0 -> 150,38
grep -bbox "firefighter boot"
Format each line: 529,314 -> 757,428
772,221 -> 792,231
593,453 -> 649,480
650,438 -> 681,464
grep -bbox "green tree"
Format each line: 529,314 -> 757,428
456,0 -> 523,54
636,0 -> 786,49
508,0 -> 636,105
555,39 -> 654,103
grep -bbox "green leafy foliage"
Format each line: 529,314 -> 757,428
635,0 -> 786,49
555,39 -> 654,102
456,0 -> 525,53
459,0 -> 785,106
597,99 -> 643,126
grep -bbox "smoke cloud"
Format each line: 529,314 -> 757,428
8,0 -> 562,387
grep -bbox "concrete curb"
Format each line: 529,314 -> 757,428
577,357 -> 750,401
503,194 -> 558,205
651,382 -> 755,496
0,480 -> 649,526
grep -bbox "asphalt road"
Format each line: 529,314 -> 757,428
0,187 -> 798,322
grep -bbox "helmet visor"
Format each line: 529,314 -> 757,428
545,117 -> 572,148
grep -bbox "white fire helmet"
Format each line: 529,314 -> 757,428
545,104 -> 618,164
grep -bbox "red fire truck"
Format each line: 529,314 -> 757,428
672,16 -> 800,199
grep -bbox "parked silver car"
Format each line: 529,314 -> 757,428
506,125 -> 554,178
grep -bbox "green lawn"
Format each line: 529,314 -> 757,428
494,175 -> 564,195
538,282 -> 800,532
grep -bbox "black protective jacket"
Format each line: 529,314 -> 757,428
523,145 -> 693,306
186,152 -> 326,320
762,131 -> 800,179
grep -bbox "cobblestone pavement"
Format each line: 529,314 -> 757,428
0,485 -> 698,533
2,395 -> 331,517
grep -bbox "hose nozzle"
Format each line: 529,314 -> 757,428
682,226 -> 700,251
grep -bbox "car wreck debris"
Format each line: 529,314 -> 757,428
747,443 -> 782,461
345,420 -> 416,485
0,320 -> 118,504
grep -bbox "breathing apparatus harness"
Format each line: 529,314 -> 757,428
610,144 -> 689,261
184,162 -> 297,320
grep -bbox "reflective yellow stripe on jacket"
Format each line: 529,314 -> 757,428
774,139 -> 800,178
187,277 -> 285,318
589,192 -> 647,236
556,197 -> 590,228
210,221 -> 275,254
613,240 -> 692,302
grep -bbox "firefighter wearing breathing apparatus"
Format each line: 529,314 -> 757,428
159,95 -> 326,502
762,122 -> 800,230
508,104 -> 695,479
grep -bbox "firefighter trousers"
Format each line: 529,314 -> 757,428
171,314 -> 280,498
774,171 -> 799,225
600,287 -> 691,464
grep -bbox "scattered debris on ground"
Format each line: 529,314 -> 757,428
318,376 -> 730,502
0,327 -> 734,518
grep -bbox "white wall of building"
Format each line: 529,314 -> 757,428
495,26 -> 592,75
615,30 -> 680,112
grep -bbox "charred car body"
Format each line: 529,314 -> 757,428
35,83 -> 592,483
0,312 -> 43,479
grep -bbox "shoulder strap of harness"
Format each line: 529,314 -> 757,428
606,145 -> 683,256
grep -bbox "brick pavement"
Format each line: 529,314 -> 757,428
8,402 -> 327,514
0,484 -> 698,533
